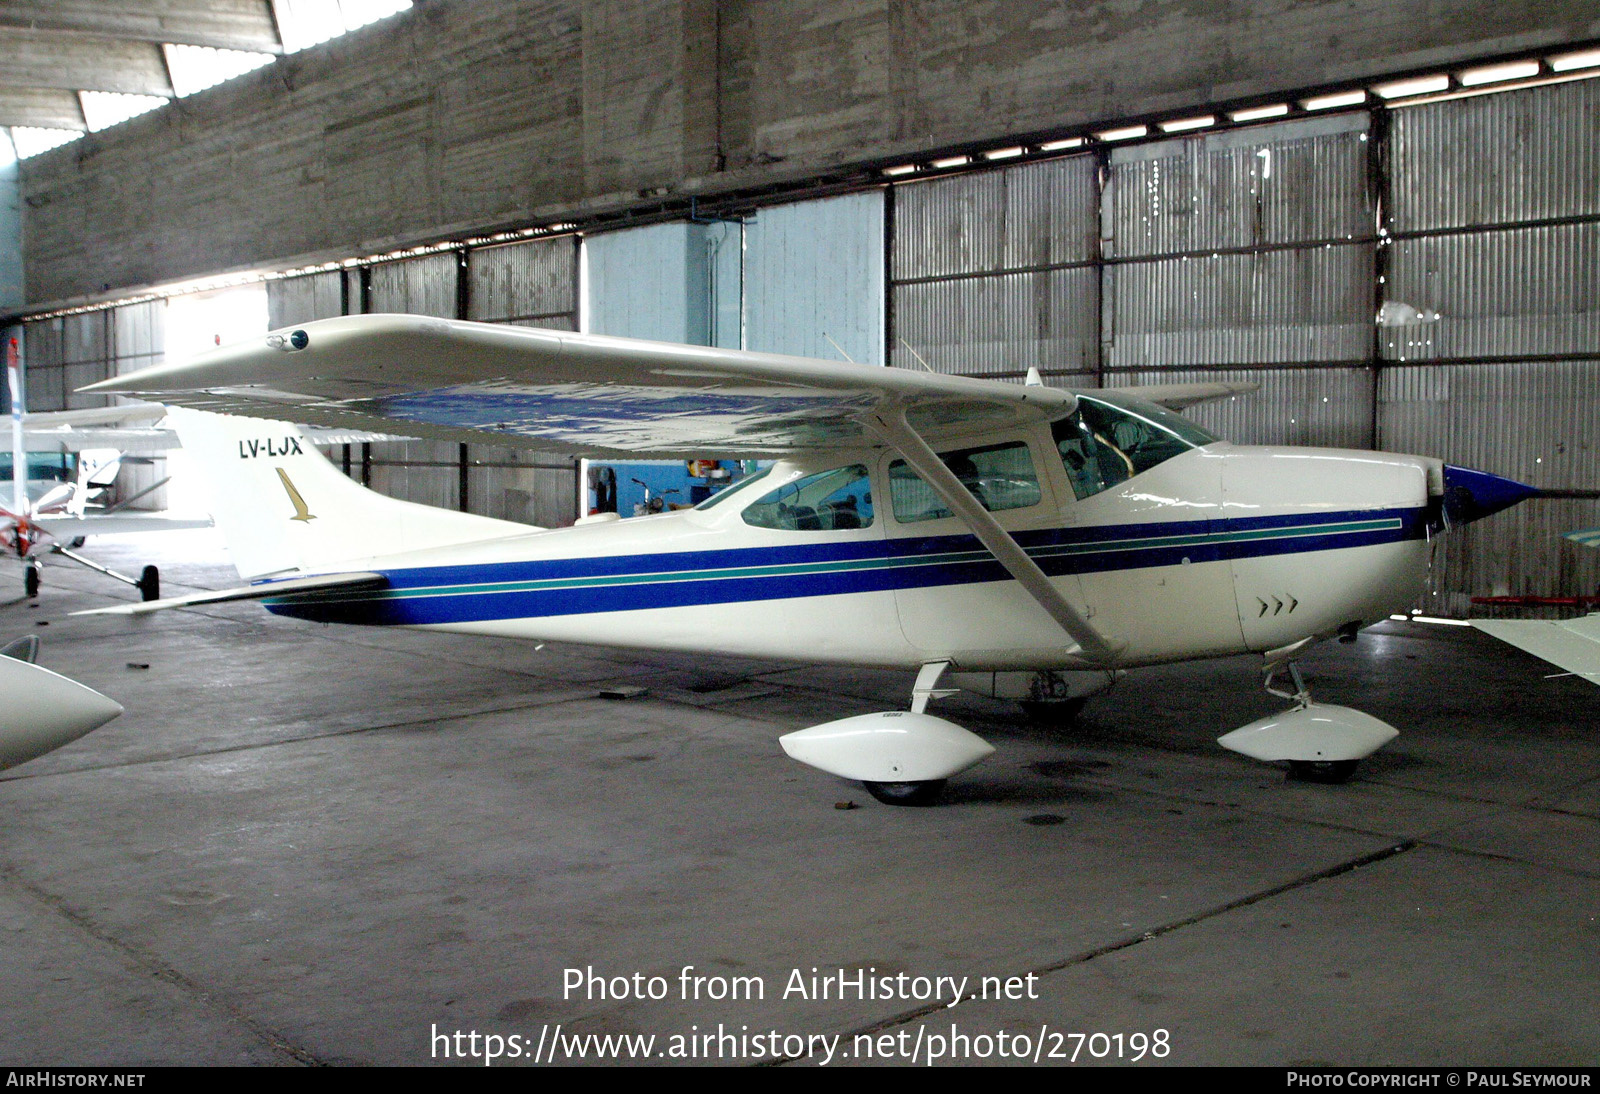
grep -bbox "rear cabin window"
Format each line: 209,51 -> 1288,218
1055,394 -> 1218,501
889,441 -> 1042,523
740,465 -> 874,531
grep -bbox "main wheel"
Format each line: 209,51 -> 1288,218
1018,697 -> 1087,726
863,779 -> 946,807
24,565 -> 40,599
137,565 -> 160,601
1287,759 -> 1359,784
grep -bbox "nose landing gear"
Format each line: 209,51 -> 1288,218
1217,647 -> 1399,783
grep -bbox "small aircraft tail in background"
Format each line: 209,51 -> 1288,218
163,407 -> 534,580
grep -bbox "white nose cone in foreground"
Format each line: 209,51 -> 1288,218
0,656 -> 123,771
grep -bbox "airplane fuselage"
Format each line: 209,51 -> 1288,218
261,428 -> 1439,673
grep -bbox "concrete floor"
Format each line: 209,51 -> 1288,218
1,530 -> 1596,1067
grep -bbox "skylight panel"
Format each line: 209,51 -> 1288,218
273,0 -> 413,53
10,127 -> 84,160
164,44 -> 275,97
79,91 -> 167,133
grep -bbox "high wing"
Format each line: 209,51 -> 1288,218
82,314 -> 1078,458
1115,380 -> 1260,411
1473,616 -> 1600,686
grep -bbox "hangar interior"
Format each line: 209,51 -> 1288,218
0,0 -> 1598,1068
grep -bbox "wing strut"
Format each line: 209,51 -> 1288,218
865,405 -> 1121,666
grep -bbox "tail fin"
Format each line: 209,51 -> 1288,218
167,408 -> 534,579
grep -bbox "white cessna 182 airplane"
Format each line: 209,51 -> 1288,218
79,315 -> 1537,805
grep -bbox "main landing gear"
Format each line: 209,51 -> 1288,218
779,660 -> 993,807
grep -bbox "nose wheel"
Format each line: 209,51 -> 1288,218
1287,759 -> 1359,784
24,563 -> 40,599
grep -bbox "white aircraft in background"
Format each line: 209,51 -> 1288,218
1471,528 -> 1600,686
75,315 -> 1538,805
7,343 -> 209,600
7,393 -> 388,600
0,635 -> 123,772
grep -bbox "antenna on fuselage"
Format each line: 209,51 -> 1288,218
896,338 -> 938,375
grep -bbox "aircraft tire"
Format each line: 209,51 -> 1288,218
24,565 -> 39,599
863,779 -> 946,807
1287,759 -> 1358,784
1018,697 -> 1087,726
138,566 -> 160,602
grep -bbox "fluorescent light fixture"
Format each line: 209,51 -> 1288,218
164,43 -> 275,97
929,155 -> 971,168
1459,61 -> 1541,86
1159,115 -> 1214,133
1096,125 -> 1148,142
882,164 -> 918,176
1303,90 -> 1367,110
982,146 -> 1025,160
1230,103 -> 1289,122
1374,74 -> 1450,99
1038,137 -> 1084,152
1550,49 -> 1600,72
10,127 -> 83,159
79,91 -> 167,132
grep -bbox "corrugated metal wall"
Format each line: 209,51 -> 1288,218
744,192 -> 885,365
19,316 -> 66,412
259,244 -> 583,529
892,157 -> 1097,378
1379,79 -> 1600,611
468,237 -> 578,330
1101,113 -> 1375,455
888,82 -> 1600,612
364,253 -> 465,512
586,223 -> 711,343
109,301 -> 167,508
266,271 -> 343,327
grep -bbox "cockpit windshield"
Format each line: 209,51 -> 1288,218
1053,393 -> 1219,501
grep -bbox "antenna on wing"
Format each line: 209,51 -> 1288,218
897,338 -> 939,375
822,333 -> 856,364
1025,366 -> 1044,387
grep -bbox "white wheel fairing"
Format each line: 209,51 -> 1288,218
1217,703 -> 1399,763
779,712 -> 995,783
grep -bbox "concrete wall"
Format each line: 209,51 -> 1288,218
17,0 -> 1600,304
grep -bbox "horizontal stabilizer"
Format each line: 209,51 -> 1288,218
35,515 -> 213,538
73,570 -> 388,617
1472,616 -> 1600,685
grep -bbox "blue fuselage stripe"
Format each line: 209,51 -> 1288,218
263,507 -> 1426,626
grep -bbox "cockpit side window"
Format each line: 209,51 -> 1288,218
889,441 -> 1042,523
741,465 -> 874,531
1054,395 -> 1218,501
